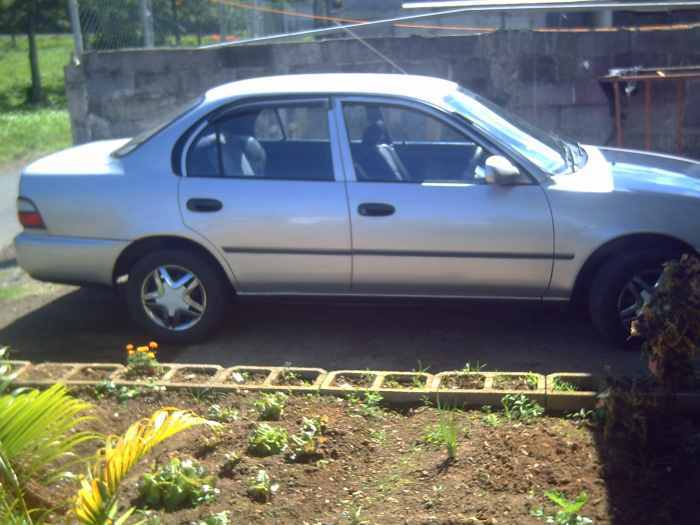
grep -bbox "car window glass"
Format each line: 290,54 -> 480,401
186,103 -> 334,181
342,102 -> 490,184
254,108 -> 283,140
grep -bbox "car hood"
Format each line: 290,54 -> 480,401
597,146 -> 700,197
22,139 -> 130,176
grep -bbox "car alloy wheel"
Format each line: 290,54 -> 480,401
616,268 -> 661,335
140,264 -> 207,332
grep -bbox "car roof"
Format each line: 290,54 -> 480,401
204,73 -> 458,103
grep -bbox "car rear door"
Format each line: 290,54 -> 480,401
336,97 -> 555,298
178,98 -> 352,294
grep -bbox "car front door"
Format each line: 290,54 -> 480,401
336,97 -> 555,298
179,98 -> 352,294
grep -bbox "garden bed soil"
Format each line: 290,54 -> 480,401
227,370 -> 270,385
169,368 -> 218,384
332,373 -> 375,389
440,374 -> 486,390
70,366 -> 120,381
382,374 -> 428,389
19,363 -> 75,381
493,375 -> 537,391
38,389 -> 700,525
273,370 -> 317,387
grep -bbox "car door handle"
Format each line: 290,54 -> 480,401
187,198 -> 222,213
358,202 -> 395,217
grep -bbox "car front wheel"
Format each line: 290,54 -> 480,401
588,249 -> 678,348
126,250 -> 228,344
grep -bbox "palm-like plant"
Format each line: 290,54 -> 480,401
73,408 -> 220,525
0,383 -> 96,523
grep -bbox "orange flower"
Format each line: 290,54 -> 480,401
125,344 -> 134,351
148,341 -> 158,350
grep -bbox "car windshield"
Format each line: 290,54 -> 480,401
443,88 -> 577,175
112,95 -> 204,157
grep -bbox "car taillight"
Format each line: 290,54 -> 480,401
17,197 -> 45,229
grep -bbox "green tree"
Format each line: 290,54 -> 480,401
0,0 -> 68,105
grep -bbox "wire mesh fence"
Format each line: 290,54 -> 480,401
75,0 -> 700,52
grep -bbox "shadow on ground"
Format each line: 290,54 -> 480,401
0,286 -> 644,375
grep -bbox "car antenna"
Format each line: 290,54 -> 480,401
332,21 -> 408,75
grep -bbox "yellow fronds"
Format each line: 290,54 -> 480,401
73,408 -> 220,525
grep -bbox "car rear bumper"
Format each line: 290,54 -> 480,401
14,233 -> 127,287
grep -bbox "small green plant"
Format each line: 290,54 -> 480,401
254,392 -> 288,421
553,377 -> 578,392
348,391 -> 384,419
531,490 -> 592,525
124,342 -> 162,378
565,408 -> 594,424
341,503 -> 369,525
206,404 -> 239,423
248,423 -> 288,456
526,371 -> 540,389
0,347 -> 18,393
482,412 -> 502,427
423,409 -> 460,460
139,457 -> 218,511
502,393 -> 544,421
369,428 -> 386,444
93,380 -> 165,403
247,469 -> 278,503
193,511 -> 231,525
220,451 -> 241,477
287,416 -> 328,462
132,509 -> 163,524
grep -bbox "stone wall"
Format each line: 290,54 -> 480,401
65,28 -> 700,159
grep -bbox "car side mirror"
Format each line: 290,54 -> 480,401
484,155 -> 520,185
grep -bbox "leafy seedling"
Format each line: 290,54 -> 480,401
482,412 -> 502,427
206,403 -> 239,423
248,423 -> 288,456
254,392 -> 288,421
287,416 -> 328,462
553,377 -> 578,392
348,391 -> 384,419
247,469 -> 278,503
502,393 -> 544,421
423,409 -> 460,460
531,490 -> 593,525
139,458 -> 218,512
193,511 -> 231,525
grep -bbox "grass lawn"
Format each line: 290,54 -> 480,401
0,34 -> 73,165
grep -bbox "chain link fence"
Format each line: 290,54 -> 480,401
73,0 -> 700,52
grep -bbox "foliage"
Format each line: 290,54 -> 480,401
219,452 -> 241,477
526,372 -> 541,389
206,404 -> 239,423
287,416 -> 328,462
254,392 -> 288,421
531,491 -> 592,525
139,458 -> 218,512
73,408 -> 220,524
482,412 -> 502,427
248,423 -> 288,456
246,469 -> 278,503
631,254 -> 700,392
125,342 -> 162,378
552,377 -> 578,392
93,380 -> 165,403
0,347 -> 17,394
423,409 -> 460,459
347,391 -> 384,419
501,394 -> 544,421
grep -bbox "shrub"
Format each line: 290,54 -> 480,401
125,341 -> 162,378
139,458 -> 219,512
631,254 -> 700,392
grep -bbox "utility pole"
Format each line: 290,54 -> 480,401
67,0 -> 84,56
218,2 -> 227,40
140,0 -> 155,48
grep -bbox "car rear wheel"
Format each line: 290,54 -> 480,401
126,250 -> 228,344
588,249 -> 678,348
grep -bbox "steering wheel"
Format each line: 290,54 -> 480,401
464,146 -> 484,181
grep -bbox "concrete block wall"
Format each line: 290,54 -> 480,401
65,28 -> 700,159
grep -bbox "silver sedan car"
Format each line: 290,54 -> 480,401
15,74 -> 700,345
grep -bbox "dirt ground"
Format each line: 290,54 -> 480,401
0,243 -> 645,376
36,388 -> 699,525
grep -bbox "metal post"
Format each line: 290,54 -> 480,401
613,80 -> 623,147
218,2 -> 227,40
67,0 -> 83,56
140,0 -> 155,48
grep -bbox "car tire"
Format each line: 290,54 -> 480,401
588,249 -> 679,349
126,250 -> 228,344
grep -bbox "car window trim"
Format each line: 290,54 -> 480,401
181,96 -> 344,182
333,95 -> 538,185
